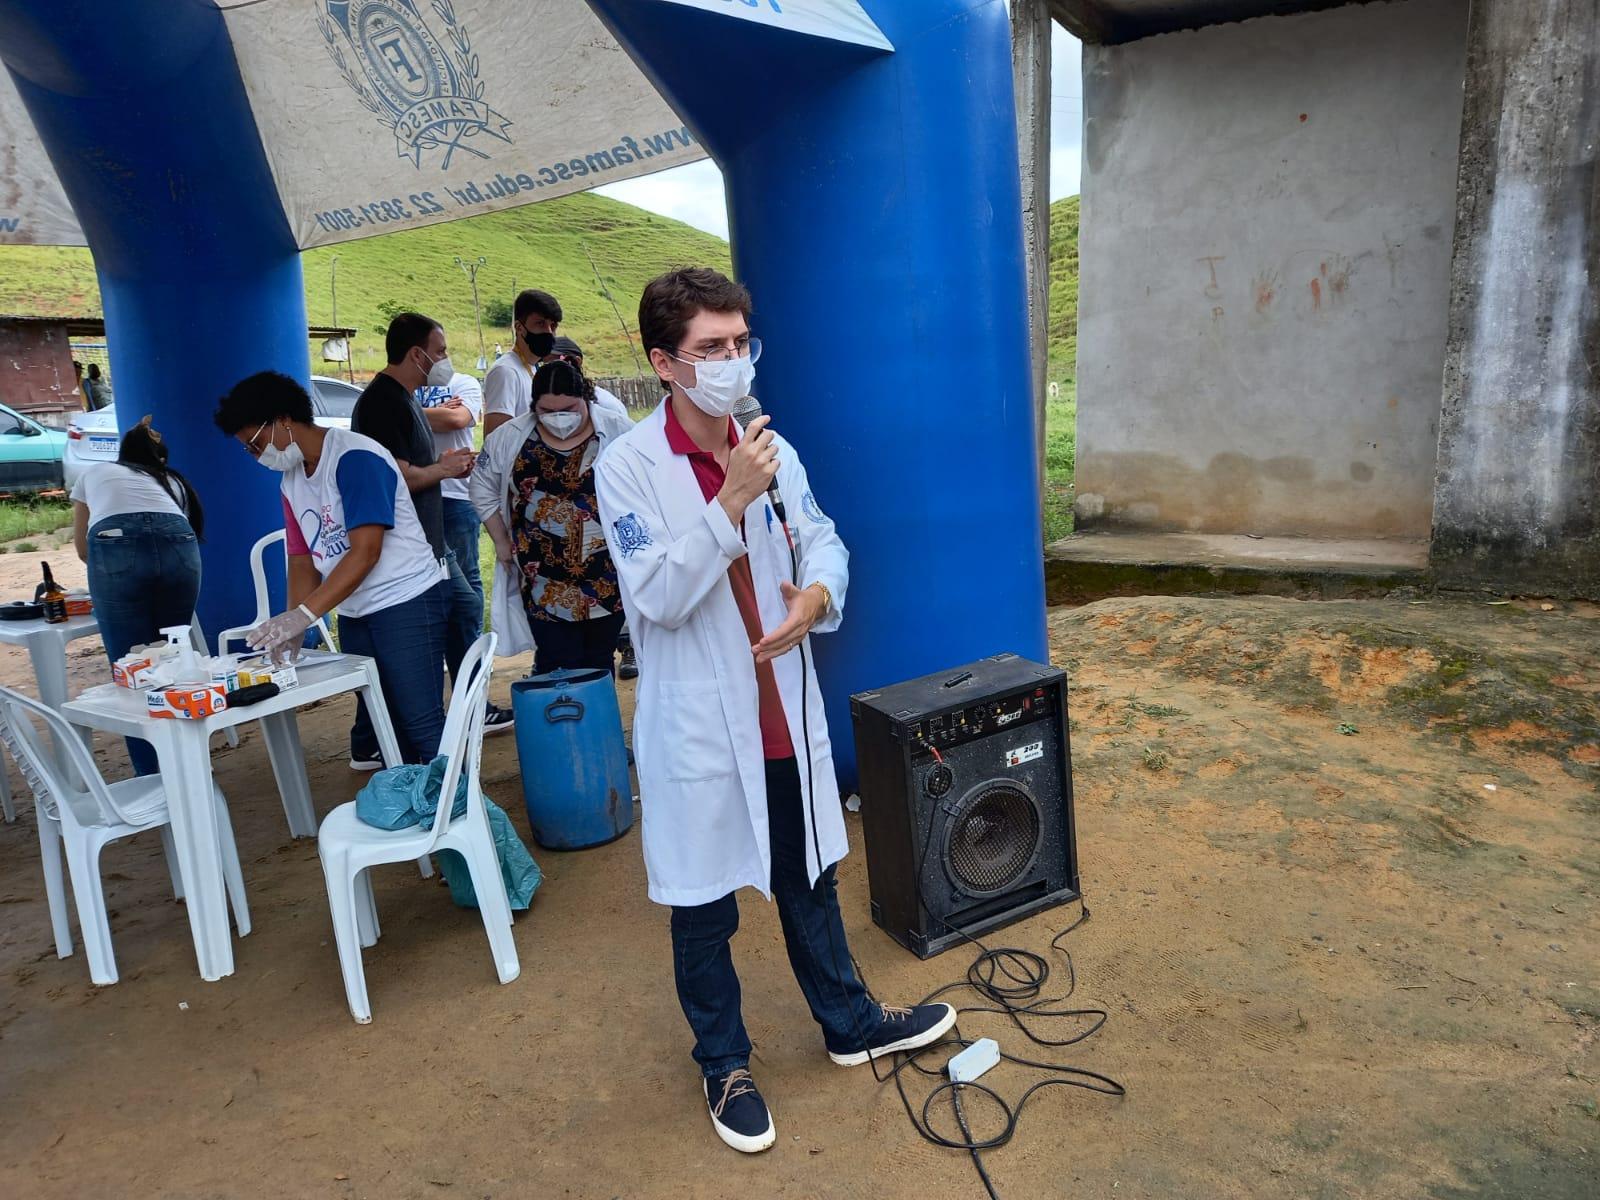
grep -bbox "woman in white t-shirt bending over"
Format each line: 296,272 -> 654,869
71,418 -> 205,776
214,372 -> 451,765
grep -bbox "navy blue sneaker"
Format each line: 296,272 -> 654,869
483,703 -> 515,736
703,1068 -> 775,1153
829,1002 -> 958,1066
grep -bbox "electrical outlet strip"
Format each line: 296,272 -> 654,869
947,1037 -> 1000,1084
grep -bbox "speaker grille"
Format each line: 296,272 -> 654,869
946,784 -> 1040,895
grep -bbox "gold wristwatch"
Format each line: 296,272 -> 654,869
808,581 -> 833,617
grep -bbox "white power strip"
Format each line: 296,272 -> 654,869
947,1037 -> 1000,1083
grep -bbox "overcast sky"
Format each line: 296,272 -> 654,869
595,26 -> 1084,240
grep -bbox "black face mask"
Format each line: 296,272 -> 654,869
523,329 -> 555,357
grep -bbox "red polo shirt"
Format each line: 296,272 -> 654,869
665,401 -> 794,761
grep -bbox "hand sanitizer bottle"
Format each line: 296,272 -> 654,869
160,625 -> 204,681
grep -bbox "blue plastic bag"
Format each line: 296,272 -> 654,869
355,756 -> 466,829
355,756 -> 541,910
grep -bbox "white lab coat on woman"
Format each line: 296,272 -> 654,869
595,402 -> 850,907
468,405 -> 635,657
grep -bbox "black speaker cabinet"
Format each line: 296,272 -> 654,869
850,653 -> 1078,959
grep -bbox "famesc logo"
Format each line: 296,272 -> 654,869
318,0 -> 513,169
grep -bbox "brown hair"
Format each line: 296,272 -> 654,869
638,267 -> 752,371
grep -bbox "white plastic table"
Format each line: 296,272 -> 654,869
61,652 -> 404,981
0,613 -> 100,820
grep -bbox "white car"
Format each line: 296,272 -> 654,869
63,375 -> 363,490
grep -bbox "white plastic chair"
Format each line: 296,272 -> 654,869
316,632 -> 518,1023
215,529 -> 335,655
0,686 -> 250,985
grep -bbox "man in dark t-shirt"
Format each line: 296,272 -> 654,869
347,313 -> 514,766
352,370 -> 447,556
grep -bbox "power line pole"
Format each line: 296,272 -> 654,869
581,240 -> 644,376
330,254 -> 352,382
455,255 -> 487,371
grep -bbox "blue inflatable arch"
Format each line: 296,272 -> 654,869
0,0 -> 1044,784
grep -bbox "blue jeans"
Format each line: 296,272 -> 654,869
443,498 -> 484,615
349,554 -> 481,762
441,550 -> 483,686
670,757 -> 881,1078
339,581 -> 450,765
86,513 -> 201,776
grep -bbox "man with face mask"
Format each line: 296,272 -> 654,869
483,288 -> 562,438
215,371 -> 451,764
595,268 -> 955,1156
349,313 -> 507,768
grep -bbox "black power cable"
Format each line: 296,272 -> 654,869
776,495 -> 1124,1199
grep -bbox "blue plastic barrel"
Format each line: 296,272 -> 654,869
510,668 -> 633,850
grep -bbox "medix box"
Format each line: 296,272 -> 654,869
146,683 -> 227,721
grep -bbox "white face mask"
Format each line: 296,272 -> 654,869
539,409 -> 585,440
678,354 -> 755,418
424,353 -> 454,388
257,428 -> 304,473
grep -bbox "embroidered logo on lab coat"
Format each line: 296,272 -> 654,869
613,512 -> 652,559
801,490 -> 827,524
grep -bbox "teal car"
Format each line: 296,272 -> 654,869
0,403 -> 67,492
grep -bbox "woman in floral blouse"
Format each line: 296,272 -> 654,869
471,359 -> 634,672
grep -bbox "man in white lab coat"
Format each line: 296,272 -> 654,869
596,268 -> 956,1155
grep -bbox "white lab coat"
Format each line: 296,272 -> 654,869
594,402 -> 850,907
468,406 -> 635,657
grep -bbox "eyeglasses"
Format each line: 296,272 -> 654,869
244,420 -> 272,456
671,335 -> 762,366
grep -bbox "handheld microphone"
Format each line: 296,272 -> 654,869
732,394 -> 787,524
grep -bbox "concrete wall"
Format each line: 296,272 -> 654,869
1075,0 -> 1469,539
1432,0 -> 1600,595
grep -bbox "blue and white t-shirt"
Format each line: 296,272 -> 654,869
280,427 -> 444,618
416,370 -> 483,503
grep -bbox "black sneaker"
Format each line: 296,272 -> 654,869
349,753 -> 383,772
483,703 -> 515,736
703,1068 -> 775,1153
618,643 -> 639,681
828,1002 -> 958,1066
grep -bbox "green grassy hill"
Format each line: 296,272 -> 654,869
1048,195 -> 1080,387
0,190 -> 1080,379
1042,195 -> 1080,542
0,192 -> 731,377
0,190 -> 1083,537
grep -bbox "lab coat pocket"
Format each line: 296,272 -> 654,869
659,680 -> 734,783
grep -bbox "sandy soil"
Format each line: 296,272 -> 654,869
0,586 -> 1596,1199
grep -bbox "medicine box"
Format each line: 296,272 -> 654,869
234,659 -> 298,690
146,684 -> 228,721
113,655 -> 157,689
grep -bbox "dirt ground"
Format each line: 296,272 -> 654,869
0,564 -> 1596,1199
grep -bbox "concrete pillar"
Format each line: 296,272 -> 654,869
1013,0 -> 1053,495
1432,0 -> 1600,595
